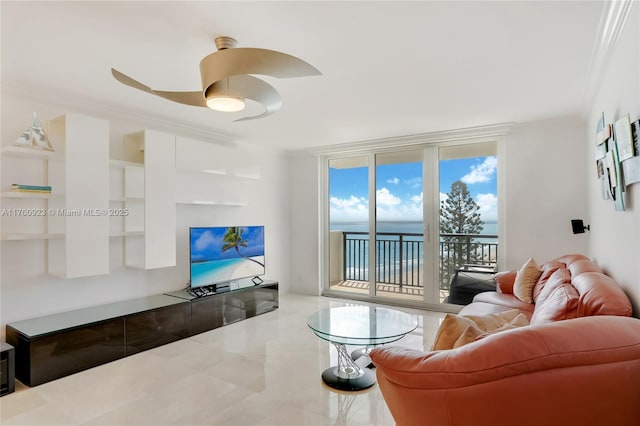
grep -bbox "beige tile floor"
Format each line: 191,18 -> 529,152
0,293 -> 446,426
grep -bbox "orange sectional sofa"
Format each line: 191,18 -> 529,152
370,254 -> 640,426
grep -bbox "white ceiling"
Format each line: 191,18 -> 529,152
1,1 -> 604,151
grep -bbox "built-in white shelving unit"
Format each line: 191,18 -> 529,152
2,233 -> 64,241
109,159 -> 144,169
1,145 -> 55,158
1,191 -> 58,199
176,200 -> 249,207
109,158 -> 143,238
2,113 -> 257,276
174,136 -> 261,206
46,113 -> 110,278
115,129 -> 176,269
108,231 -> 144,238
1,144 -> 57,241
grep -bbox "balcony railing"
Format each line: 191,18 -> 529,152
341,231 -> 498,290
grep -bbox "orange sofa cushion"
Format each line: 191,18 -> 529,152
532,260 -> 564,301
573,272 -> 633,316
530,268 -> 579,325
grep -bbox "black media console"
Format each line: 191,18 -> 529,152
5,281 -> 278,387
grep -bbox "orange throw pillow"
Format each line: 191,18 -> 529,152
431,310 -> 529,350
513,258 -> 542,303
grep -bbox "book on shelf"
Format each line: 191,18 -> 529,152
11,184 -> 52,191
10,189 -> 52,194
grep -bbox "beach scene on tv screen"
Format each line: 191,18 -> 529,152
190,226 -> 265,287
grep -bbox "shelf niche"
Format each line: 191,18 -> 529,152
174,136 -> 260,206
117,130 -> 176,269
1,145 -> 55,240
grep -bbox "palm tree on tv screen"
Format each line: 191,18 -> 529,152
221,227 -> 265,267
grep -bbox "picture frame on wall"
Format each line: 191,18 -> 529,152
620,119 -> 640,187
632,119 -> 640,155
610,141 -> 626,211
595,112 -> 611,145
614,114 -> 634,161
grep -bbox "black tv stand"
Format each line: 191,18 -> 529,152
6,280 -> 278,387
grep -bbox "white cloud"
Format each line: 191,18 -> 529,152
387,177 -> 400,185
403,177 -> 423,188
330,195 -> 368,221
376,189 -> 424,221
335,189 -> 499,223
377,203 -> 423,221
461,156 -> 497,184
376,188 -> 401,207
331,195 -> 363,208
476,193 -> 498,221
194,230 -> 216,251
331,190 -> 495,223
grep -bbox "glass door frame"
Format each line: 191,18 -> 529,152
318,128 -> 509,310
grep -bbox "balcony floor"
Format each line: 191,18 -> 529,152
330,280 -> 449,303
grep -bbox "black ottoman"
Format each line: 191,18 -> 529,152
448,269 -> 496,305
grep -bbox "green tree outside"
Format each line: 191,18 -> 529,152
439,180 -> 484,288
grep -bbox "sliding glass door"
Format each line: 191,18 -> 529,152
325,141 -> 499,307
437,143 -> 498,305
328,156 -> 370,297
374,151 -> 425,302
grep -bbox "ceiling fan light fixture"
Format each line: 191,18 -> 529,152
205,95 -> 246,112
207,95 -> 244,112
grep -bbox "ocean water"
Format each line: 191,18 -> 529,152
331,220 -> 498,236
330,221 -> 498,280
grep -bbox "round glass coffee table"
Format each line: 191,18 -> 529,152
307,305 -> 418,391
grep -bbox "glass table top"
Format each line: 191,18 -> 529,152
306,305 -> 418,345
7,294 -> 187,338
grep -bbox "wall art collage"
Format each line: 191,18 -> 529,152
595,112 -> 640,211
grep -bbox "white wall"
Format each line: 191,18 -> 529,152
502,117 -> 589,269
288,152 -> 320,295
0,91 -> 291,334
288,117 -> 589,296
287,4 -> 640,315
586,5 -> 640,313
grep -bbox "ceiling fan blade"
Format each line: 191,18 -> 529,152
153,90 -> 206,107
225,75 -> 282,122
111,68 -> 153,93
200,48 -> 321,91
111,68 -> 206,107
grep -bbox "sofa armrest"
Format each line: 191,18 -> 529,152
370,316 -> 640,426
495,270 -> 516,294
372,316 -> 640,388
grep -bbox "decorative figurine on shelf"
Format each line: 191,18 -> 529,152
14,112 -> 54,151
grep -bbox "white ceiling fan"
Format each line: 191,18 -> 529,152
111,36 -> 321,121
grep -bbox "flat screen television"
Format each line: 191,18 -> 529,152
189,226 -> 265,288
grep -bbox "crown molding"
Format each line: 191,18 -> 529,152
582,0 -> 636,114
307,122 -> 515,156
1,79 -> 238,145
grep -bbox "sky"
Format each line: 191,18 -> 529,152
329,156 -> 498,223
